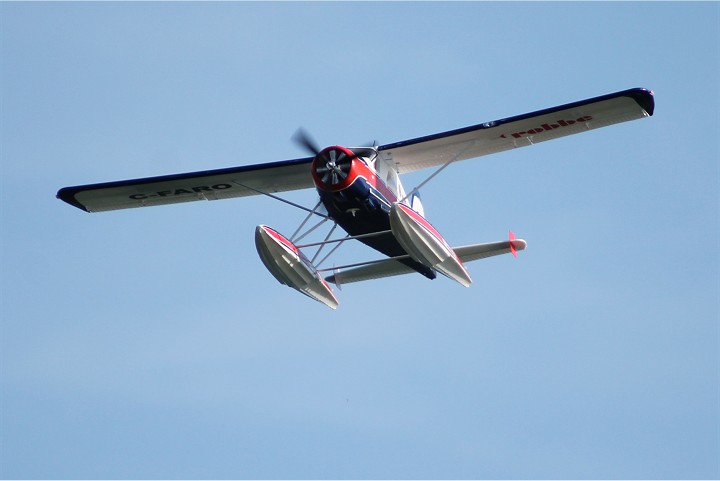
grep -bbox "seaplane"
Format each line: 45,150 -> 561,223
57,88 -> 655,309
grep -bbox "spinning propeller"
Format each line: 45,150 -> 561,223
292,128 -> 356,186
292,128 -> 322,157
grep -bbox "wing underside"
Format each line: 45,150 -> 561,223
57,157 -> 314,212
378,88 -> 654,173
325,239 -> 526,285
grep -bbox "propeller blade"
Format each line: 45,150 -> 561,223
337,160 -> 352,170
292,128 -> 321,156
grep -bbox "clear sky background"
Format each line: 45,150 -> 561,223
1,2 -> 718,479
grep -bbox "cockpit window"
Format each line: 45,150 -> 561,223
375,156 -> 403,200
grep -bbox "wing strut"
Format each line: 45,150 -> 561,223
289,199 -> 326,242
310,223 -> 339,265
302,230 -> 394,269
231,181 -> 329,220
398,141 -> 477,203
317,254 -> 412,273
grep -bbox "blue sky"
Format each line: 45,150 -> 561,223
1,2 -> 718,479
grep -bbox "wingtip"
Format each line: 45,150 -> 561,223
628,87 -> 655,116
57,187 -> 92,212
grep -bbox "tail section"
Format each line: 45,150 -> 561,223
509,230 -> 525,258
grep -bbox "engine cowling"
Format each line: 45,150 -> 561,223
311,146 -> 356,189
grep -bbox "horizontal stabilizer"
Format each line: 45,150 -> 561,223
325,237 -> 526,286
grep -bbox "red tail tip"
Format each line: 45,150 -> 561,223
509,230 -> 518,258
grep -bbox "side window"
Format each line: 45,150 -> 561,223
386,167 -> 398,195
376,157 -> 401,199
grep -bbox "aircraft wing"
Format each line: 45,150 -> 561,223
58,88 -> 653,212
377,88 -> 654,173
325,238 -> 527,285
57,157 -> 314,212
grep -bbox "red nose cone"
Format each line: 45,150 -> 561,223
311,146 -> 357,191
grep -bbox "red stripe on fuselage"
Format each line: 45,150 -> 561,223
312,147 -> 398,203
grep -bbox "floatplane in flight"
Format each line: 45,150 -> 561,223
58,88 -> 654,309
